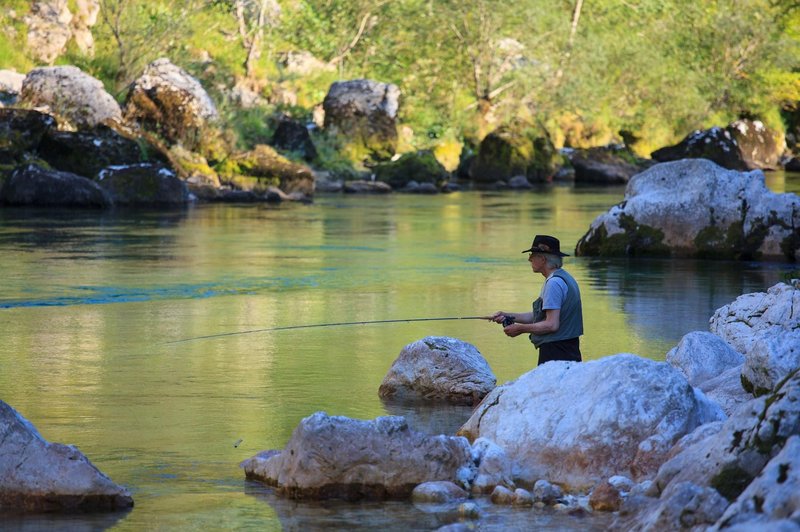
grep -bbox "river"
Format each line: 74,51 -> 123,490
1,172 -> 798,530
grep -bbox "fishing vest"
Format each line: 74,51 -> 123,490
529,268 -> 584,347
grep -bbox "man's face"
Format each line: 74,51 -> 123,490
528,252 -> 545,273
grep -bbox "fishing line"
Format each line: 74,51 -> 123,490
165,316 -> 496,345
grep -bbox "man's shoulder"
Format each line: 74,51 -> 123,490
552,268 -> 577,283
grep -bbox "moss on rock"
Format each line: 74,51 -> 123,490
373,150 -> 449,188
710,465 -> 753,502
578,214 -> 671,257
220,144 -> 314,195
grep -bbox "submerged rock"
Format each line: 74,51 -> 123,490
0,401 -> 133,511
457,354 -> 725,490
241,412 -> 475,500
575,159 -> 800,261
379,336 -> 496,405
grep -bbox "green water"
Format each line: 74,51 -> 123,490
1,180 -> 796,531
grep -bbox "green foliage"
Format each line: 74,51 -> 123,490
309,130 -> 363,179
224,108 -> 274,150
3,0 -> 799,163
0,5 -> 33,72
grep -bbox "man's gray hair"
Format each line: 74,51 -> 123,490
544,254 -> 563,269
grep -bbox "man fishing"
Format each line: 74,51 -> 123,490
490,235 -> 584,365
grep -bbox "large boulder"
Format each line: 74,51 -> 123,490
373,151 -> 450,190
96,163 -> 190,205
322,79 -> 400,161
575,159 -> 800,261
710,281 -> 800,395
378,336 -> 496,406
240,412 -> 475,500
271,118 -> 317,161
222,144 -> 315,197
651,119 -> 784,171
710,281 -> 799,355
0,400 -> 133,511
0,108 -> 55,164
38,125 -> 161,179
569,146 -> 650,185
0,164 -> 111,208
457,354 -> 725,490
651,368 -> 800,502
666,331 -> 744,387
617,369 -> 800,530
469,124 -> 559,184
19,66 -> 122,129
124,58 -> 219,150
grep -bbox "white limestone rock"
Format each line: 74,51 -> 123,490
666,331 -> 744,387
379,336 -> 496,405
457,354 -> 724,490
240,412 -> 475,500
0,401 -> 132,511
19,65 -> 122,129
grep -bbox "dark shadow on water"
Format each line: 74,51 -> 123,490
0,508 -> 131,532
0,206 -> 190,260
243,481 -> 614,531
379,397 -> 476,436
582,256 -> 797,346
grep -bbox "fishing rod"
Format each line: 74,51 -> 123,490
165,315 -> 513,345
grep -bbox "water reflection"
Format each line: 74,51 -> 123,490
0,207 -> 189,262
583,257 -> 796,345
379,398 -> 476,436
243,481 -> 613,531
0,509 -> 131,532
2,180 -> 798,530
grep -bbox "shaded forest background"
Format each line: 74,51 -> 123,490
2,0 -> 800,166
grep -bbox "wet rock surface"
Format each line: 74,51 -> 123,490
0,400 -> 133,512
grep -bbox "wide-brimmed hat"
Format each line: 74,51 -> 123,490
521,235 -> 569,256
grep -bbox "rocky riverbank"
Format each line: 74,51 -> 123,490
241,280 -> 800,530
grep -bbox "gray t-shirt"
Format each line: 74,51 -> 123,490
541,274 -> 568,310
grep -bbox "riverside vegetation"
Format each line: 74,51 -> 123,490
1,0 -> 800,192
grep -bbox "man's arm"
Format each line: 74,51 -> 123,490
503,308 -> 560,337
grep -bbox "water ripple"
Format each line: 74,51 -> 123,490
0,277 -> 320,309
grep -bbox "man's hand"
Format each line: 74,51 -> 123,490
490,311 -> 509,324
503,323 -> 526,337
